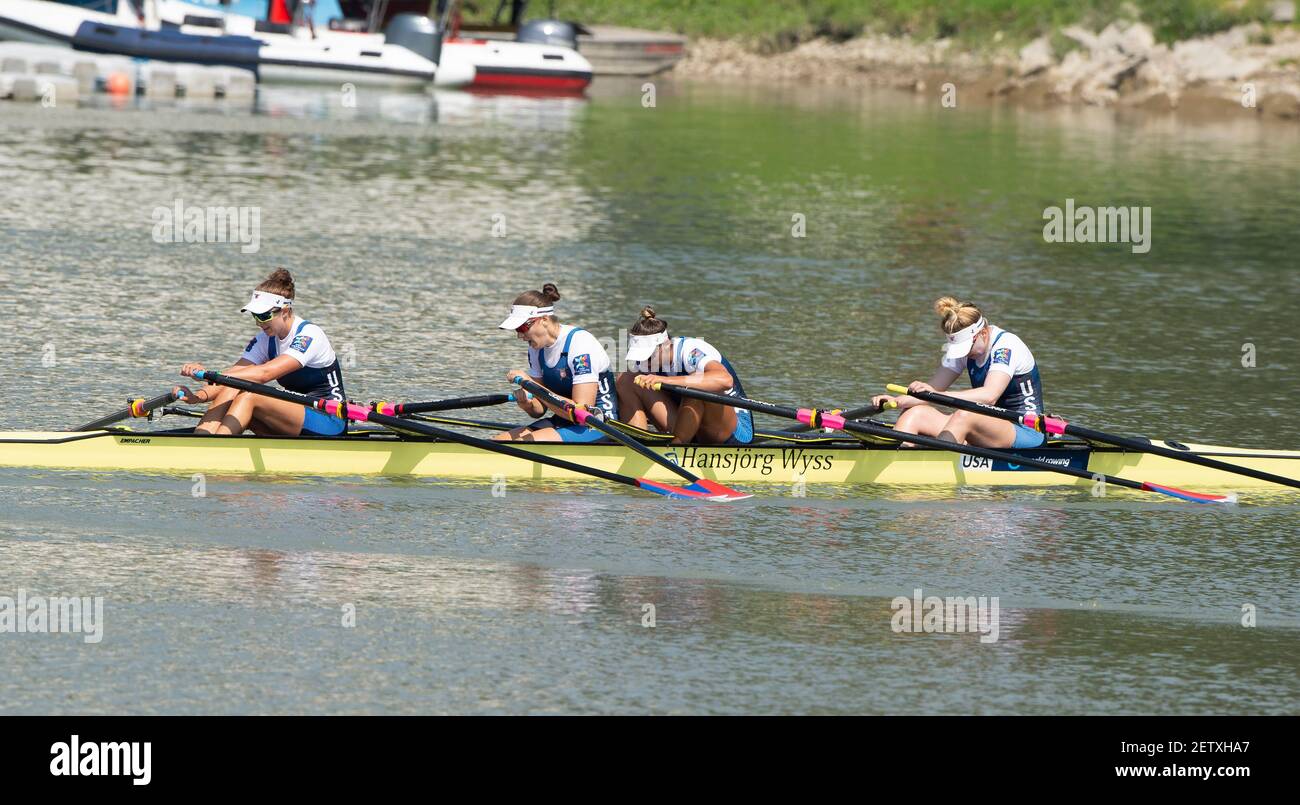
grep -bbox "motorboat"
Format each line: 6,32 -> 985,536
0,0 -> 474,87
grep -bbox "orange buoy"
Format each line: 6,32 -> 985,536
104,72 -> 131,96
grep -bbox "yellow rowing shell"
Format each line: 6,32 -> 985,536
1,430 -> 1297,489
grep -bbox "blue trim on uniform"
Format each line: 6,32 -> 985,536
301,406 -> 347,436
718,355 -> 754,444
967,328 -> 1043,416
535,326 -> 618,420
724,413 -> 754,445
264,320 -> 347,420
528,416 -> 607,443
1011,424 -> 1046,449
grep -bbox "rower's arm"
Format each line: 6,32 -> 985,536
529,380 -> 594,423
221,355 -> 305,385
668,362 -> 734,393
564,382 -> 598,421
938,370 -> 1011,405
188,358 -> 253,403
895,367 -> 961,409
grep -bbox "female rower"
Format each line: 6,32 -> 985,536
617,307 -> 753,445
496,283 -> 618,442
177,268 -> 347,436
872,297 -> 1045,449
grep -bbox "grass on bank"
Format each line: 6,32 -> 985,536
460,1 -> 1282,48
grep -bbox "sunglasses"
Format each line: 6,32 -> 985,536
515,318 -> 539,334
251,308 -> 281,324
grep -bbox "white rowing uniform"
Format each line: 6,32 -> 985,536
940,325 -> 1042,415
632,336 -> 754,444
527,324 -> 618,420
241,316 -> 345,403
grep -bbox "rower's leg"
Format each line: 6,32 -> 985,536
210,391 -> 256,435
246,396 -> 308,436
512,426 -> 563,442
894,404 -> 949,437
615,373 -> 649,428
495,425 -> 563,442
617,374 -> 677,433
948,411 -> 1019,449
194,385 -> 241,434
671,398 -> 705,444
695,402 -> 738,444
495,425 -> 533,441
892,404 -> 952,448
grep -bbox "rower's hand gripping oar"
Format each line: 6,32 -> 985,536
191,371 -> 741,502
73,387 -> 190,432
511,376 -> 751,501
657,383 -> 1236,504
887,384 -> 1298,491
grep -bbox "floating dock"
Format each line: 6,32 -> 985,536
0,42 -> 255,104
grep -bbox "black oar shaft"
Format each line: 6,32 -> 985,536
194,371 -> 638,488
514,376 -> 700,484
377,394 -> 512,416
893,386 -> 1300,490
74,389 -> 186,432
657,383 -> 1153,493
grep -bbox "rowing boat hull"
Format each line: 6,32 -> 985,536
1,431 -> 1297,488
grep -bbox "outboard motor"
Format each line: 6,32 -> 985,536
517,20 -> 579,50
385,13 -> 443,65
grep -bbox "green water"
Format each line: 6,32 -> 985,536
0,81 -> 1296,713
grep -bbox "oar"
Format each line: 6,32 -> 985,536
371,394 -> 513,417
511,376 -> 751,501
192,371 -> 742,501
406,413 -> 520,431
786,400 -> 895,433
887,384 -> 1300,491
73,387 -> 190,432
656,383 -> 1235,504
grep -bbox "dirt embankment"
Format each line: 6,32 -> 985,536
675,21 -> 1300,120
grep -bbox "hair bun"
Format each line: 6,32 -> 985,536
933,296 -> 960,318
541,283 -> 561,303
640,306 -> 656,320
257,267 -> 295,299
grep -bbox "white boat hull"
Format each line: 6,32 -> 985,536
440,37 -> 592,93
0,0 -> 470,88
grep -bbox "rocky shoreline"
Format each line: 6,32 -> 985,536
675,20 -> 1300,120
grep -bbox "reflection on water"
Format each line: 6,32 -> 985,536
0,80 -> 1297,713
1,533 -> 1293,714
